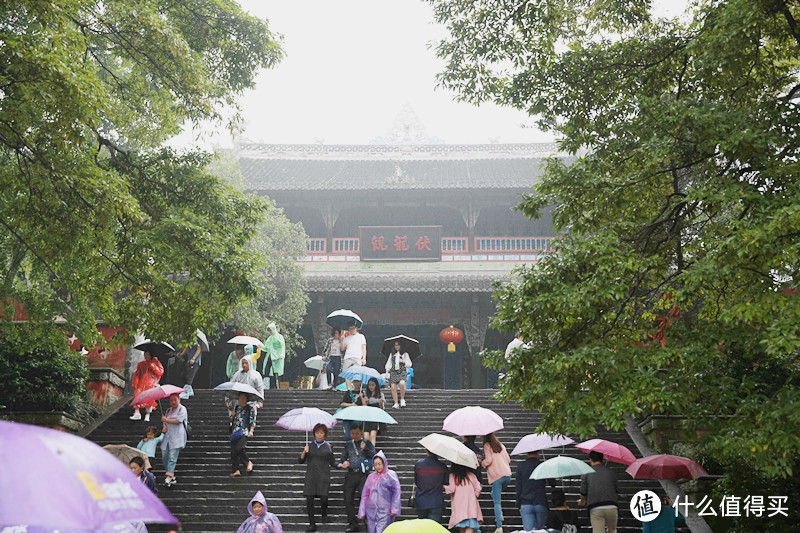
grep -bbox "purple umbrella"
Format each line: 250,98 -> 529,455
0,420 -> 177,530
276,407 -> 338,441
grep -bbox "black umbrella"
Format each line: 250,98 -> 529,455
326,309 -> 364,330
381,334 -> 421,359
133,340 -> 175,358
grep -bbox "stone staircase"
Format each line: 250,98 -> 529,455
87,389 -> 686,532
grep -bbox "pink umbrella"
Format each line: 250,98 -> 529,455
575,439 -> 636,465
130,384 -> 185,407
442,406 -> 503,436
626,454 -> 708,480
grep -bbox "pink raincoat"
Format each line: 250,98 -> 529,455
358,451 -> 401,533
236,490 -> 282,533
131,356 -> 164,410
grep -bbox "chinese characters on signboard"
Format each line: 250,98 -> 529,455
360,226 -> 442,261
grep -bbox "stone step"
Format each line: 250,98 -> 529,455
88,389 -> 684,533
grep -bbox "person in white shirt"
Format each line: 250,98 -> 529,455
340,324 -> 367,390
384,340 -> 412,408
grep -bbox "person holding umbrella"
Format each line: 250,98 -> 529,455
229,392 -> 257,477
481,433 -> 512,533
414,448 -> 449,523
299,423 -> 337,532
262,322 -> 286,390
384,340 -> 412,409
515,450 -> 554,531
339,378 -> 362,440
130,350 -> 164,422
160,392 -> 188,487
578,451 -> 619,533
229,357 -> 264,415
445,463 -> 483,533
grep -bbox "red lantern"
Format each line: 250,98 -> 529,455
440,325 -> 464,353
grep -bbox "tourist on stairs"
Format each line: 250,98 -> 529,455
481,432 -> 512,533
359,377 -> 386,447
358,451 -> 401,533
445,463 -> 483,533
236,490 -> 283,533
229,392 -> 256,477
299,423 -> 336,532
130,350 -> 164,422
160,392 -> 187,487
385,340 -> 411,408
337,424 -> 376,532
136,425 -> 163,462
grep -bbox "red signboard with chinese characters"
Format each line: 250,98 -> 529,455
360,226 -> 442,261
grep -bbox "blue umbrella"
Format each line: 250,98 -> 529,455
339,365 -> 387,386
531,456 -> 596,479
334,406 -> 397,424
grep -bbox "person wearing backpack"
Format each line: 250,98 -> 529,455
161,392 -> 188,487
229,392 -> 257,477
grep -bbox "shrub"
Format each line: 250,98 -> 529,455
0,325 -> 88,413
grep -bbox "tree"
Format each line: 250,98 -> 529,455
430,0 -> 800,525
208,150 -> 310,359
0,0 -> 284,344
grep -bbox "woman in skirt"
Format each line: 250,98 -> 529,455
384,340 -> 412,409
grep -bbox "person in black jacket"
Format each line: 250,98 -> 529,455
578,451 -> 619,533
129,457 -> 157,495
515,450 -> 554,530
300,423 -> 337,532
547,489 -> 580,533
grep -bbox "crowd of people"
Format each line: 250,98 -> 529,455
122,326 -> 682,533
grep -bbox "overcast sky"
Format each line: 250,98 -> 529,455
172,1 -> 685,149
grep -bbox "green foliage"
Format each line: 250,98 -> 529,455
0,0 -> 284,343
210,150 -> 310,358
0,323 -> 89,413
431,0 -> 800,519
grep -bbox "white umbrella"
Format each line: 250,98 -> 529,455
304,355 -> 326,371
531,456 -> 596,479
195,330 -> 210,352
511,433 -> 575,455
227,335 -> 264,347
213,381 -> 264,399
418,433 -> 479,469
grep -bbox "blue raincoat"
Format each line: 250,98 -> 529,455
358,451 -> 402,533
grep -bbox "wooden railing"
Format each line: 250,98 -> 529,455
306,236 -> 554,258
441,237 -> 468,252
307,238 -> 326,253
474,237 -> 554,252
332,238 -> 360,253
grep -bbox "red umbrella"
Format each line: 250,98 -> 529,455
131,384 -> 185,407
575,438 -> 636,465
626,454 -> 708,480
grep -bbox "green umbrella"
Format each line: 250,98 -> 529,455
334,405 -> 397,424
384,519 -> 449,532
531,456 -> 596,479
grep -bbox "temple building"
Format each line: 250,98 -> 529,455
237,114 -> 568,388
